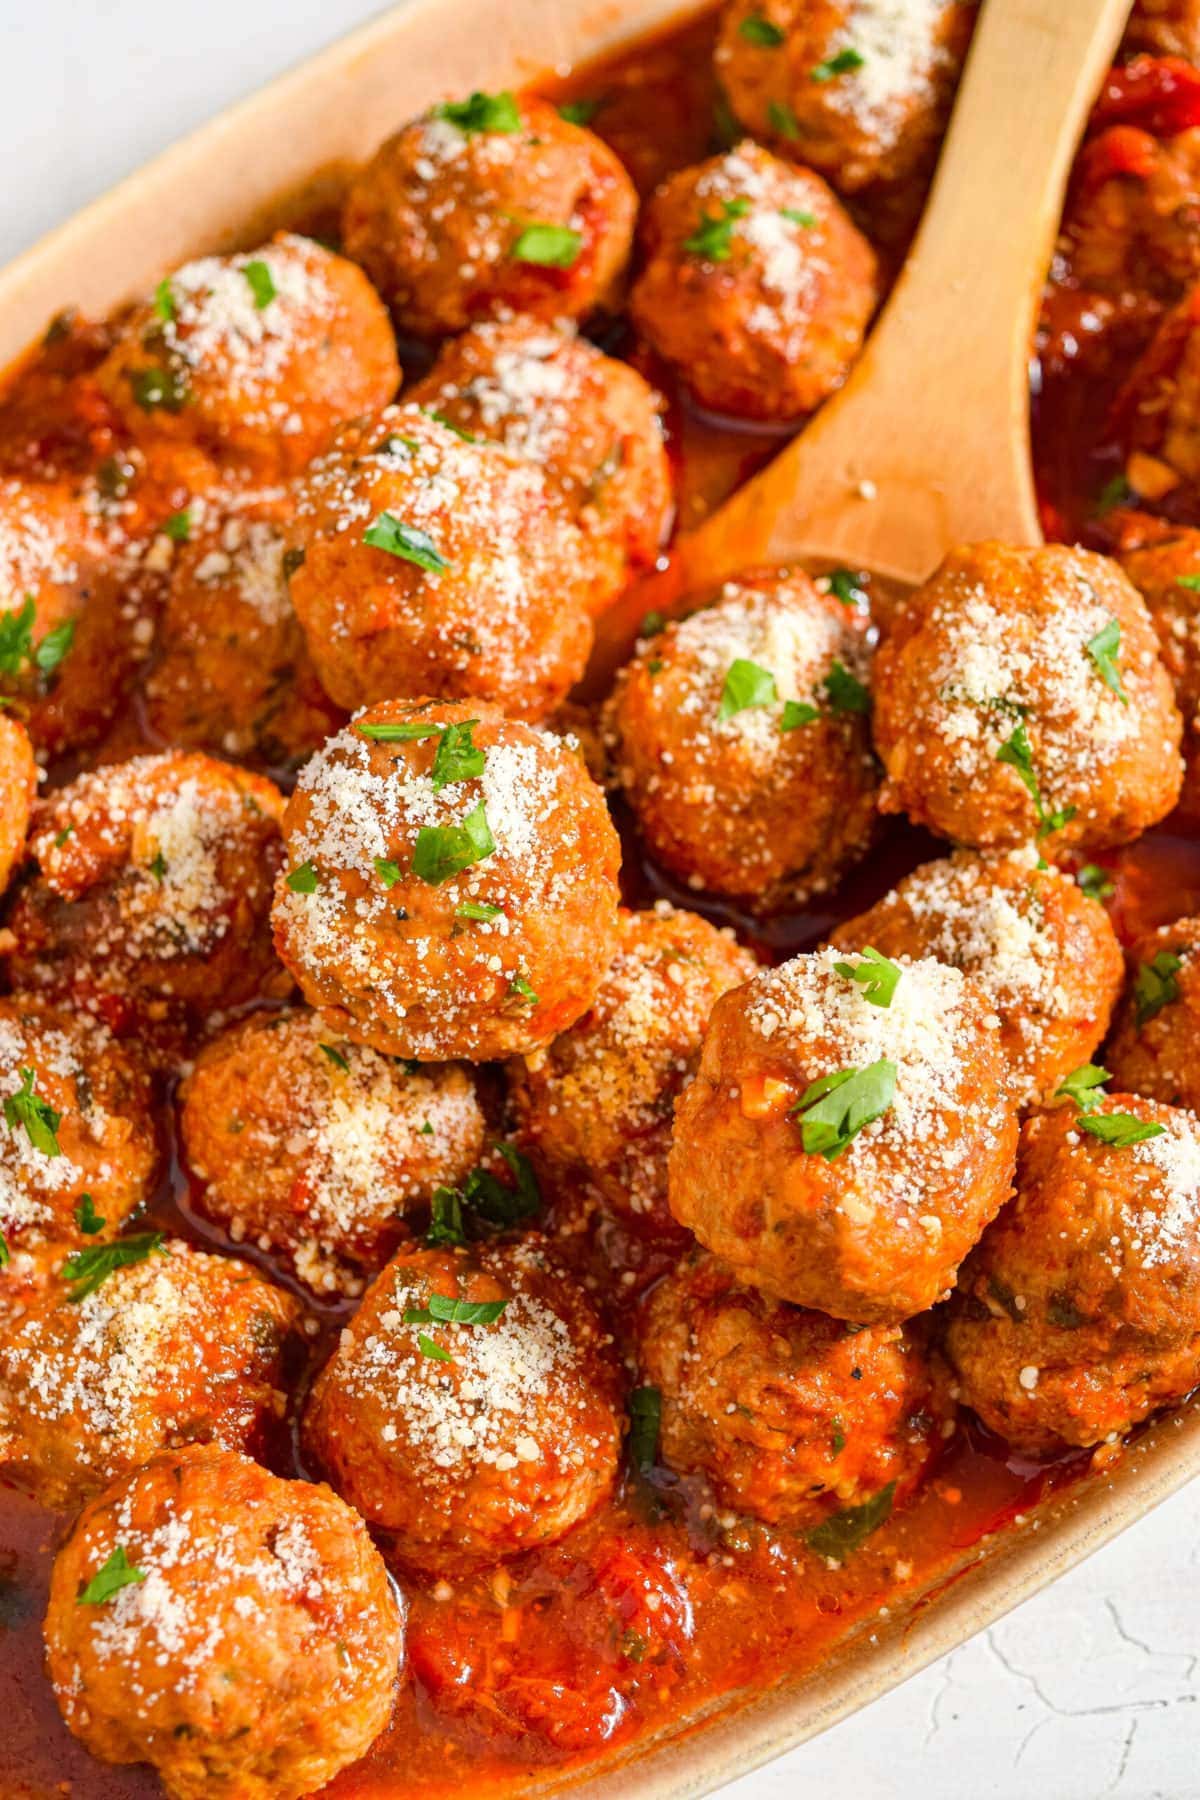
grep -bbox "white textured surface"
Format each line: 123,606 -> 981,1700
3,1 -> 1200,1794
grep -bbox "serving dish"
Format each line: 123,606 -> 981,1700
4,2 -> 1200,1797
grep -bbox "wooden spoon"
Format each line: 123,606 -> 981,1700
660,0 -> 1133,600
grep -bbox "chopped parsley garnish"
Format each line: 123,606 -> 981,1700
1077,863 -> 1115,902
767,98 -> 800,137
34,620 -> 75,676
1177,574 -> 1200,591
824,660 -> 870,715
4,1068 -> 62,1158
640,610 -> 666,638
148,851 -> 167,884
461,1143 -> 541,1226
792,1059 -> 897,1160
683,197 -> 749,261
375,858 -> 402,889
1085,618 -> 1128,704
285,861 -> 319,894
417,1331 -> 453,1361
54,826 -> 73,848
411,802 -> 495,885
739,13 -> 785,44
163,509 -> 191,543
426,1186 -> 466,1248
243,259 -> 276,308
511,223 -> 582,268
780,207 -> 816,227
1055,1063 -> 1110,1112
127,365 -> 190,413
558,97 -> 603,124
718,657 -> 777,719
62,1232 -> 166,1303
435,90 -> 522,134
1078,1112 -> 1166,1148
828,567 -> 868,607
77,1547 -> 147,1606
74,1194 -> 105,1235
0,599 -> 69,680
355,718 -> 443,742
455,900 -> 503,922
811,45 -> 865,82
430,719 -> 485,791
995,722 -> 1075,839
805,1481 -> 895,1561
1093,472 -> 1132,516
509,972 -> 539,1005
319,1043 -> 350,1073
404,1294 -> 509,1326
152,278 -> 175,322
363,512 -> 450,574
372,432 -> 420,457
0,1231 -> 8,1269
781,699 -> 820,730
832,946 -> 900,1008
424,409 -> 477,442
1134,950 -> 1183,1027
628,1384 -> 662,1475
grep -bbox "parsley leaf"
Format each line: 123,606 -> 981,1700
455,900 -> 503,922
792,1059 -> 897,1160
74,1194 -> 105,1235
127,365 -> 190,413
0,1231 -> 8,1269
77,1546 -> 147,1606
718,657 -> 777,719
811,46 -> 865,82
417,1331 -> 453,1361
629,1384 -> 662,1474
558,97 -> 603,125
435,90 -> 522,134
243,259 -> 276,308
3,1068 -> 61,1158
1079,1113 -> 1166,1148
1134,950 -> 1183,1027
426,1186 -> 466,1248
34,620 -> 75,675
1093,472 -> 1132,516
430,719 -> 485,791
1177,574 -> 1200,591
739,13 -> 785,44
1055,1063 -> 1110,1112
780,207 -> 816,226
1086,618 -> 1128,704
781,699 -> 820,730
805,1481 -> 895,1561
375,858 -> 402,889
163,509 -> 191,543
824,660 -> 870,715
768,98 -> 800,136
62,1232 -> 166,1302
1077,863 -> 1115,902
683,197 -> 749,261
510,223 -> 582,267
319,1043 -> 350,1073
828,568 -> 868,608
152,279 -> 175,322
355,718 -> 443,742
404,1295 -> 509,1326
363,513 -> 450,573
0,598 -> 35,676
509,972 -> 538,1005
832,946 -> 900,1008
411,802 -> 495,884
995,722 -> 1074,838
285,861 -> 319,894
461,1143 -> 541,1227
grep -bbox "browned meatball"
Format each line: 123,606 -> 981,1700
303,1238 -> 623,1572
831,848 -> 1125,1106
407,316 -> 672,612
342,92 -> 637,338
944,1096 -> 1200,1451
873,542 -> 1183,854
285,404 -> 597,718
715,0 -> 975,193
510,905 -> 758,1231
1062,125 -> 1200,310
0,995 -> 157,1252
605,568 -> 877,908
180,1007 -> 487,1295
96,233 -> 399,478
1119,528 -> 1200,818
669,950 -> 1018,1322
145,502 -> 343,768
630,143 -> 878,422
6,751 -> 287,1016
1124,0 -> 1200,57
0,476 -> 155,755
0,1238 -> 299,1509
1106,914 -> 1200,1109
44,1446 -> 404,1800
272,700 -> 621,1062
0,714 -> 35,893
638,1248 -> 954,1528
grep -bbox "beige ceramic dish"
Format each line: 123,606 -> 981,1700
1,2 -> 1196,1795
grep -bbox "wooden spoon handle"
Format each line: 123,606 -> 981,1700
676,0 -> 1133,591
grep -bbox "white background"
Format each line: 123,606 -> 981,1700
3,1 -> 1199,1794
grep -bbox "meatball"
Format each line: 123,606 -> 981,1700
1106,914 -> 1200,1109
44,1446 -> 403,1800
284,404 -> 597,718
272,700 -> 621,1061
0,476 -> 154,755
180,1007 -> 488,1295
0,714 -> 35,894
145,503 -> 343,768
0,995 -> 157,1252
669,949 -> 1018,1322
604,568 -> 877,908
303,1238 -> 622,1572
715,0 -> 974,194
407,316 -> 672,610
638,1249 -> 954,1526
629,142 -> 878,422
831,848 -> 1125,1106
872,541 -> 1183,854
342,93 -> 637,338
510,904 -> 758,1230
6,751 -> 287,1016
95,232 -> 399,478
1061,123 -> 1200,309
1119,528 -> 1200,818
943,1096 -> 1200,1451
1124,0 -> 1200,57
0,1238 -> 299,1509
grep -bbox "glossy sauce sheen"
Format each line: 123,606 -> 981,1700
3,12 -> 1200,1800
